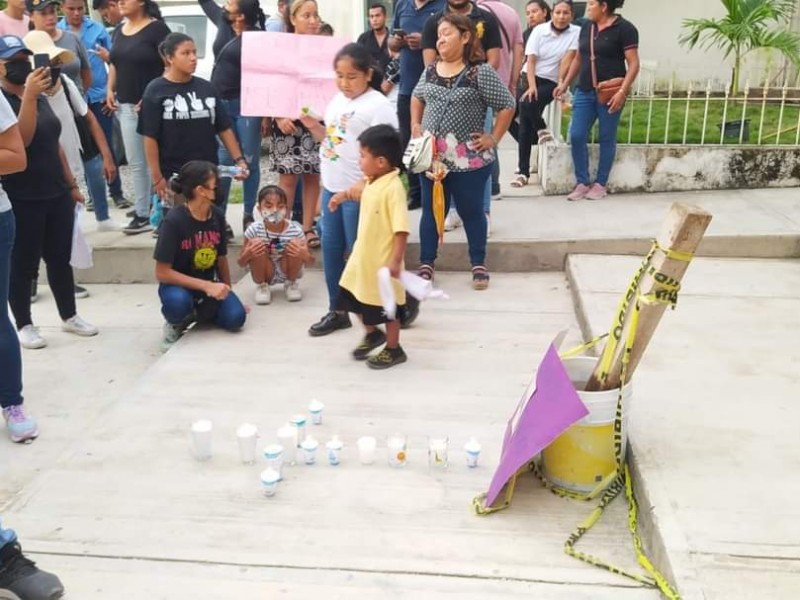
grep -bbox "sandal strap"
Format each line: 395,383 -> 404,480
418,264 -> 434,281
472,266 -> 490,279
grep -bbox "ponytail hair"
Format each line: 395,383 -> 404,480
238,0 -> 266,30
438,14 -> 484,65
141,0 -> 163,20
170,160 -> 218,199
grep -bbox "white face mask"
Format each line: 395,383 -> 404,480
262,208 -> 286,224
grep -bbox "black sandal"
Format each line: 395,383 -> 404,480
417,263 -> 434,282
471,266 -> 490,291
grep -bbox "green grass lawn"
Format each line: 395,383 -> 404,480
561,98 -> 800,145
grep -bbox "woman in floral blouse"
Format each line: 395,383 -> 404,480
411,14 -> 514,290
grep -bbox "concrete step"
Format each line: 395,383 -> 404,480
76,187 -> 800,284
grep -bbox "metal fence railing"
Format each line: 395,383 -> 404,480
543,73 -> 800,147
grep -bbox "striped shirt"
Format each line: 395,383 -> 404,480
244,219 -> 305,263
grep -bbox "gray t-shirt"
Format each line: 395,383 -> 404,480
0,94 -> 17,213
55,30 -> 90,94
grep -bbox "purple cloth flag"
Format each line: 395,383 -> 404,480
485,343 -> 589,507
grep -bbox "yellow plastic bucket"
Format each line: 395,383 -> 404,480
541,357 -> 632,494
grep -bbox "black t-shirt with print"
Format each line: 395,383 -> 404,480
0,91 -> 67,202
153,204 -> 228,281
110,20 -> 171,104
421,4 -> 502,57
138,76 -> 233,177
577,17 -> 639,92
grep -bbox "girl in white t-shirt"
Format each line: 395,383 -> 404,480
512,0 -> 579,188
299,42 -> 399,338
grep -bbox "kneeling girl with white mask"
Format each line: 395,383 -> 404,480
238,185 -> 314,305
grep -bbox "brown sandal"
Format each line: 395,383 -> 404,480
471,266 -> 490,291
305,229 -> 320,249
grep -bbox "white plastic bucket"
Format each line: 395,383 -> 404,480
540,356 -> 632,493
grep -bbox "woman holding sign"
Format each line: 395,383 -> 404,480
268,0 -> 322,248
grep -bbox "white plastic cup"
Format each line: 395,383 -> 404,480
428,437 -> 449,469
277,424 -> 297,466
260,468 -> 280,497
357,436 -> 377,465
190,420 -> 213,461
326,436 -> 343,466
301,436 -> 319,465
291,415 -> 307,446
465,437 -> 482,468
236,423 -> 259,465
387,434 -> 407,468
308,399 -> 325,425
263,444 -> 284,479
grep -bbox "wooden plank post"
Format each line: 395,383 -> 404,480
585,203 -> 713,392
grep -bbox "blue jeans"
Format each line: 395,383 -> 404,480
217,98 -> 262,218
320,188 -> 359,311
83,153 -> 110,222
89,102 -> 123,198
158,284 -> 246,331
118,103 -> 151,218
0,210 -> 22,409
569,88 -> 623,186
0,515 -> 16,550
420,163 -> 491,267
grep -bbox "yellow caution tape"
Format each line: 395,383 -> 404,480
474,240 -> 692,599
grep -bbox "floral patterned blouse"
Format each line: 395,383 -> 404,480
412,61 -> 515,173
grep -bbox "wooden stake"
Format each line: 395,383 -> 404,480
585,203 -> 713,392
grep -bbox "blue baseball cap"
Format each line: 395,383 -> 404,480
0,36 -> 33,60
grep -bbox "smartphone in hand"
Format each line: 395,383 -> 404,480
32,53 -> 58,87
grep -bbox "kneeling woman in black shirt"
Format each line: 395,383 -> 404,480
0,41 -> 98,350
153,161 -> 246,350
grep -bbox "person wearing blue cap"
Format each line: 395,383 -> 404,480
0,35 -> 100,352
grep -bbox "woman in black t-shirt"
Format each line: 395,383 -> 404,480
106,0 -> 170,234
555,0 -> 639,201
0,44 -> 98,350
139,33 -> 247,219
153,160 -> 246,350
210,0 -> 265,232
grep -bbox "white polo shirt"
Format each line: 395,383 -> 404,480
523,22 -> 580,83
0,93 -> 17,213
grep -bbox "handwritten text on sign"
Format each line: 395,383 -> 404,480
241,32 -> 347,118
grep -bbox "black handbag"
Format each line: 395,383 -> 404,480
61,75 -> 100,161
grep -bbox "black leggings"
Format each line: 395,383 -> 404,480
9,194 -> 76,329
517,76 -> 557,177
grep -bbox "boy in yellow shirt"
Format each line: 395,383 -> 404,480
331,124 -> 409,369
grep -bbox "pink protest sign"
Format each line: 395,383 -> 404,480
241,32 -> 347,118
484,343 -> 589,507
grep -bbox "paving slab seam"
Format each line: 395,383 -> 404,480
21,550 -> 650,590
566,255 -> 707,600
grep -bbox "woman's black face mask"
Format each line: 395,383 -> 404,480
3,60 -> 32,85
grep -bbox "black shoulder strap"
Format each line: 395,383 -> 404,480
61,75 -> 79,117
481,4 -> 510,50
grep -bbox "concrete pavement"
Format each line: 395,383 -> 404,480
3,274 -> 660,599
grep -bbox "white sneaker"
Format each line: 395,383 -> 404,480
18,325 -> 46,349
285,280 -> 303,302
160,322 -> 184,353
96,219 -> 122,232
254,283 -> 272,305
485,212 -> 492,239
62,315 -> 99,337
444,209 -> 462,232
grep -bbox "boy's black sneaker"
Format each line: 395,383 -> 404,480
400,296 -> 420,329
367,345 -> 407,370
123,216 -> 153,235
0,542 -> 65,600
308,311 -> 351,337
225,223 -> 235,242
352,330 -> 386,360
